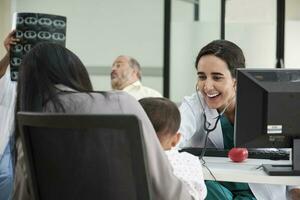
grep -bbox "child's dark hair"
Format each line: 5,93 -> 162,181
139,97 -> 180,138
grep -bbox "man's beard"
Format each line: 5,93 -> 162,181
111,76 -> 130,90
111,78 -> 122,90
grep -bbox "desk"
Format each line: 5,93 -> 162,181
202,157 -> 300,185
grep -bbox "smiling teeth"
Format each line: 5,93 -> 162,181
207,93 -> 219,98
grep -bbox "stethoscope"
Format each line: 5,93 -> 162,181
195,84 -> 234,132
196,84 -> 235,200
195,84 -> 235,159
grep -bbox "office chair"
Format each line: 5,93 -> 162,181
17,112 -> 151,200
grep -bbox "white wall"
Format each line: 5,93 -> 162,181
170,22 -> 220,102
2,0 -> 300,99
0,0 -> 13,57
225,0 -> 277,68
226,23 -> 277,68
170,0 -> 221,102
10,0 -> 164,92
285,0 -> 300,68
285,21 -> 300,68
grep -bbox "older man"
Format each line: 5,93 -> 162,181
111,55 -> 162,100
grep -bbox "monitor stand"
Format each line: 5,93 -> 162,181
263,139 -> 300,176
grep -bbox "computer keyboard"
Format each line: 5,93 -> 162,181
179,148 -> 290,160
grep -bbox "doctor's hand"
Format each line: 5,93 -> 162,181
289,188 -> 300,200
1,30 -> 19,77
4,30 -> 19,52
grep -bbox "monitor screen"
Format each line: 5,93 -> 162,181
234,69 -> 300,175
235,69 -> 300,148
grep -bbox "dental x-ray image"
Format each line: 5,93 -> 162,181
10,12 -> 67,81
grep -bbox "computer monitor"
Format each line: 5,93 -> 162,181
235,69 -> 300,176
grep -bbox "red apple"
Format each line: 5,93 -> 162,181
228,148 -> 248,162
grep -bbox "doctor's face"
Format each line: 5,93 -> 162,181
196,54 -> 236,112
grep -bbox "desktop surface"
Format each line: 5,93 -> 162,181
201,156 -> 300,185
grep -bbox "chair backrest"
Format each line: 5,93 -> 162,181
17,112 -> 151,200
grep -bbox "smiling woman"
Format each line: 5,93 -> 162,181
196,54 -> 236,116
178,40 -> 245,149
176,40 -> 297,200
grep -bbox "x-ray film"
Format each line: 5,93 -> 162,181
10,13 -> 67,81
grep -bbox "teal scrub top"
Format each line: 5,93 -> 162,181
219,115 -> 255,199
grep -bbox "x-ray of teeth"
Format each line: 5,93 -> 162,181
38,31 -> 51,40
24,31 -> 37,39
38,18 -> 52,26
52,32 -> 65,41
53,20 -> 66,28
12,44 -> 23,53
10,12 -> 66,81
11,71 -> 18,80
24,17 -> 38,25
17,17 -> 24,25
11,57 -> 22,66
24,44 -> 32,52
16,31 -> 23,39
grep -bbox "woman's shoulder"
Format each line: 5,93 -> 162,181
86,90 -> 142,114
179,92 -> 203,114
181,92 -> 204,107
91,90 -> 138,106
52,88 -> 142,114
56,89 -> 129,103
67,90 -> 128,106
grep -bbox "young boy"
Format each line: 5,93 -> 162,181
139,97 -> 207,200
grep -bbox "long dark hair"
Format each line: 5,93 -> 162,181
14,42 -> 93,166
195,40 -> 245,77
16,42 -> 93,112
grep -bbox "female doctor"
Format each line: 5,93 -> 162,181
177,40 -> 300,200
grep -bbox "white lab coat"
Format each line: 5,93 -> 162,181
0,70 -> 16,157
177,92 -> 297,200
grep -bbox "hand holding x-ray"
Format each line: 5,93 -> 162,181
9,12 -> 67,81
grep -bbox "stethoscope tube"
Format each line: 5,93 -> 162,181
196,84 -> 235,132
196,85 -> 221,160
196,84 -> 221,133
203,112 -> 221,132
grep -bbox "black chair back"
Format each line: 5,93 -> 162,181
17,112 -> 151,200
